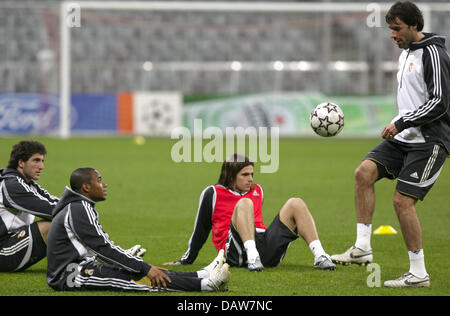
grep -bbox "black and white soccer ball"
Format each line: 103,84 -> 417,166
310,102 -> 345,137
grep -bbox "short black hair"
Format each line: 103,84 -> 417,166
217,154 -> 254,190
70,168 -> 96,193
7,140 -> 47,169
385,1 -> 424,31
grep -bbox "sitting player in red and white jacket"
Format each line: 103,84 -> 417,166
165,153 -> 336,272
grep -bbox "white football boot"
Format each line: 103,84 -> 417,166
384,272 -> 430,288
247,256 -> 264,272
314,255 -> 337,270
207,263 -> 231,292
198,249 -> 226,279
330,246 -> 373,266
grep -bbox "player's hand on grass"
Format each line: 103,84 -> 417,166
163,260 -> 182,266
147,266 -> 171,290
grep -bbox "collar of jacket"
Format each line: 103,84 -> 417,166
52,186 -> 96,217
409,32 -> 446,51
0,167 -> 32,184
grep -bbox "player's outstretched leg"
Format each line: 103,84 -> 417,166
331,161 -> 376,266
134,251 -> 231,292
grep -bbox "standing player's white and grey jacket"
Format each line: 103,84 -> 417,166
393,33 -> 450,153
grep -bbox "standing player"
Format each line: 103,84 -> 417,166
165,154 -> 336,272
331,1 -> 449,288
0,140 -> 58,272
46,168 -> 230,292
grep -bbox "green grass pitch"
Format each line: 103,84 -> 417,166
0,137 -> 448,296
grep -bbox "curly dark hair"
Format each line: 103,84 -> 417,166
385,1 -> 424,31
7,140 -> 47,169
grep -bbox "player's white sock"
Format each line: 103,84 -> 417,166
309,239 -> 326,261
197,269 -> 209,279
244,240 -> 259,263
408,249 -> 427,278
354,223 -> 372,251
200,278 -> 214,291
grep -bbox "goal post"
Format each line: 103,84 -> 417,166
59,1 -> 443,138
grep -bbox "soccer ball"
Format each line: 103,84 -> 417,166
310,102 -> 345,137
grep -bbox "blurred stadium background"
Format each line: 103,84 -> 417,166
1,0 -> 449,138
1,1 -> 450,297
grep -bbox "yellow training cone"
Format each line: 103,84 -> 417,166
373,225 -> 397,235
133,136 -> 146,145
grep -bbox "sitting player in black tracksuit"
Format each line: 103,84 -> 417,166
46,167 -> 230,292
0,141 -> 58,272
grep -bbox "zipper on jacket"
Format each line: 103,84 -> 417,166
400,49 -> 410,89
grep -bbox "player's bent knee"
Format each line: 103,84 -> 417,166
286,197 -> 306,210
234,198 -> 254,212
237,197 -> 253,207
232,198 -> 254,224
355,160 -> 377,185
280,198 -> 308,220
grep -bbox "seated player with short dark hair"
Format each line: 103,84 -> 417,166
46,167 -> 230,293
